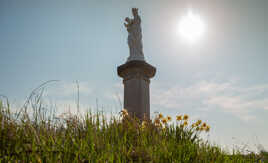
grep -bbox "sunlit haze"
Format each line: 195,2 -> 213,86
178,10 -> 205,43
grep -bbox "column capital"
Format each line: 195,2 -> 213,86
117,60 -> 156,80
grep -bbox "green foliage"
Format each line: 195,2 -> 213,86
0,100 -> 263,162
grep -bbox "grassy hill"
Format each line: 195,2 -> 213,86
0,100 -> 266,162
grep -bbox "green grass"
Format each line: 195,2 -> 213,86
0,99 -> 265,162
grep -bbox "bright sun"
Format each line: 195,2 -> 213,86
178,10 -> 205,43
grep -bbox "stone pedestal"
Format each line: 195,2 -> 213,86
117,60 -> 156,119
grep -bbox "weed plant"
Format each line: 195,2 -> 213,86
0,99 -> 263,162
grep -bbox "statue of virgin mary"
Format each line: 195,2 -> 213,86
124,8 -> 145,62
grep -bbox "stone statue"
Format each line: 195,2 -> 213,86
124,8 -> 145,62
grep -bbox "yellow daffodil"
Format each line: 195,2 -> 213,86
176,115 -> 182,121
167,116 -> 172,121
183,121 -> 188,126
158,113 -> 163,119
202,122 -> 207,128
196,120 -> 202,125
121,109 -> 128,116
205,125 -> 210,132
161,118 -> 167,124
154,118 -> 160,125
183,114 -> 189,120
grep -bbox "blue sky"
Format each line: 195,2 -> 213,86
0,0 -> 267,152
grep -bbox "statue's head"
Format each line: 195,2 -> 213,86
132,8 -> 138,15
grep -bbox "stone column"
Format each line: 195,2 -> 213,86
117,60 -> 156,119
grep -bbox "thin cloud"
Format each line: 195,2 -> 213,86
151,80 -> 268,121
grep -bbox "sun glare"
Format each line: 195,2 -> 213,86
178,10 -> 205,43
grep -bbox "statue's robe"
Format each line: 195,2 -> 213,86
126,15 -> 145,62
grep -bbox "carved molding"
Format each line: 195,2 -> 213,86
117,60 -> 156,79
